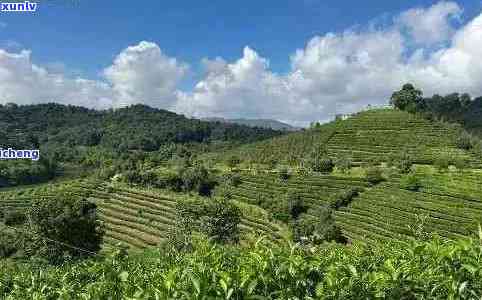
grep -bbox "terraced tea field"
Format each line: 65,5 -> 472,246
1,179 -> 285,250
230,171 -> 370,214
335,167 -> 482,244
85,186 -> 283,249
3,109 -> 482,252
0,179 -> 102,213
218,109 -> 482,168
217,122 -> 338,166
326,109 -> 480,166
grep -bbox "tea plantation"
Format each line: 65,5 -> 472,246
335,166 -> 482,243
218,109 -> 482,168
3,108 -> 482,298
0,179 -> 286,250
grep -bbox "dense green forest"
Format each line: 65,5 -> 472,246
0,103 -> 282,151
3,84 -> 482,298
0,103 -> 282,187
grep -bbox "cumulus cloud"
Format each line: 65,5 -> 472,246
201,57 -> 227,76
0,49 -> 114,108
104,41 -> 188,108
397,1 -> 462,45
175,29 -> 407,125
175,47 -> 323,125
177,1 -> 482,125
0,1 -> 481,126
0,41 -> 188,110
403,11 -> 482,96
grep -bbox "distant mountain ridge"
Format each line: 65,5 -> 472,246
202,117 -> 300,131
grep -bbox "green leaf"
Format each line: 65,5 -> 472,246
462,264 -> 478,275
190,276 -> 201,294
118,271 -> 129,282
247,279 -> 258,295
348,265 -> 358,277
226,288 -> 234,300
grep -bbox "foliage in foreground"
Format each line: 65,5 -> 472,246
1,196 -> 103,264
2,234 -> 482,299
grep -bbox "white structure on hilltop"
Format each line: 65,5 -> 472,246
335,114 -> 351,121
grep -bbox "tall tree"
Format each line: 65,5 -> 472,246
390,83 -> 423,111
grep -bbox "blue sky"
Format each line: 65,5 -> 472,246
1,0 -> 478,77
1,0 -> 482,125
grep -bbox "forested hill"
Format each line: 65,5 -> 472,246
0,103 -> 283,151
202,117 -> 300,131
462,97 -> 482,136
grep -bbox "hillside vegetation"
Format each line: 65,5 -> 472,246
335,166 -> 482,243
0,179 -> 286,251
217,108 -> 482,167
2,235 -> 482,299
0,103 -> 282,187
0,103 -> 281,152
4,91 -> 482,297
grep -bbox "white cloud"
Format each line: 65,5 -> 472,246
404,11 -> 482,96
0,41 -> 188,110
104,41 -> 188,108
397,1 -> 462,45
175,47 -> 321,124
201,57 -> 227,76
177,1 -> 482,125
0,1 -> 481,126
0,49 -> 114,108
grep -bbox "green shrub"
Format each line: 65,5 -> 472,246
400,173 -> 422,191
175,197 -> 241,244
306,145 -> 329,172
292,207 -> 345,244
296,166 -> 309,176
329,188 -> 361,209
455,132 -> 473,150
434,154 -> 450,171
267,158 -> 278,170
314,156 -> 335,173
335,156 -> 352,173
0,228 -> 18,258
397,152 -> 413,174
453,157 -> 468,171
365,167 -> 384,184
227,172 -> 242,187
473,140 -> 482,158
3,210 -> 26,226
278,167 -> 290,181
226,155 -> 241,170
286,192 -> 307,220
3,235 -> 482,298
25,196 -> 104,264
200,198 -> 241,244
165,163 -> 217,196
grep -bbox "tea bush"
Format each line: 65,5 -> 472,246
2,235 -> 482,299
